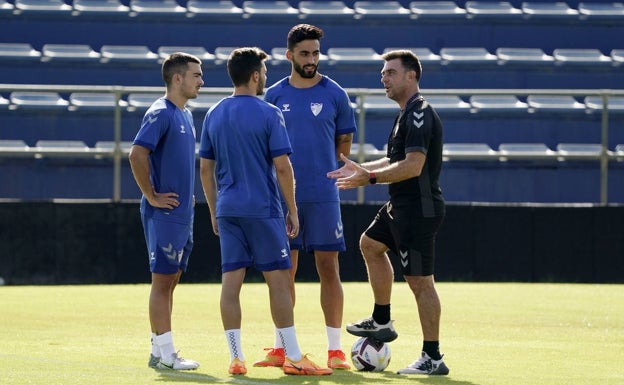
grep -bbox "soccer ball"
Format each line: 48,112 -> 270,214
350,337 -> 391,371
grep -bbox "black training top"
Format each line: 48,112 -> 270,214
385,93 -> 445,218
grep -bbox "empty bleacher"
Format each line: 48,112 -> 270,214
0,0 -> 623,203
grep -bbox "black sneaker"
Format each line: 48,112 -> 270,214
345,317 -> 398,342
397,351 -> 449,375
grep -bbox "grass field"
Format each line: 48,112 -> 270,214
1,282 -> 622,385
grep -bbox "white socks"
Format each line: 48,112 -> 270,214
277,326 -> 302,362
224,329 -> 245,362
326,326 -> 342,351
154,331 -> 176,362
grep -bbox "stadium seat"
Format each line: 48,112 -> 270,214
157,46 -> 215,64
611,49 -> 624,66
0,139 -> 29,149
615,144 -> 624,161
443,143 -> 496,160
409,1 -> 466,20
556,143 -> 603,161
9,92 -> 69,110
34,140 -> 92,157
13,0 -> 72,15
439,47 -> 498,66
72,0 -> 129,16
520,2 -> 578,20
126,93 -> 160,112
425,95 -> 471,112
383,47 -> 441,65
464,1 -> 522,19
578,2 -> 624,21
498,143 -> 556,161
469,95 -> 528,114
1,0 -> 13,14
128,0 -> 186,18
0,43 -> 41,62
0,94 -> 9,108
584,95 -> 624,114
186,94 -> 227,112
99,45 -> 159,64
526,95 -> 586,113
495,47 -> 554,66
41,44 -> 100,63
298,1 -> 355,20
353,1 -> 410,20
360,94 -> 395,114
214,46 -> 237,66
241,1 -> 299,20
552,48 -> 612,66
186,0 -> 243,20
94,140 -> 133,155
327,47 -> 383,67
68,92 -> 128,111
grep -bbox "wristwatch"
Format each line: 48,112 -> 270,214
369,172 -> 377,185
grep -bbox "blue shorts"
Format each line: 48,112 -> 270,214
288,201 -> 346,253
142,214 -> 193,275
218,217 -> 292,273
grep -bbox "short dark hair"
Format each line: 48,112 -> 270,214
381,49 -> 422,82
162,52 -> 201,86
227,47 -> 268,87
287,24 -> 324,51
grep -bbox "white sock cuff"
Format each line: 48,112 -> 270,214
155,331 -> 173,346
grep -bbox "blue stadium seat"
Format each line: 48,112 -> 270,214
68,92 -> 128,111
526,95 -> 585,113
584,95 -> 624,114
383,47 -> 441,65
187,94 -> 228,112
0,139 -> 29,148
157,46 -> 215,65
126,93 -> 158,112
41,44 -> 100,63
34,140 -> 92,157
186,0 -> 243,21
611,49 -> 624,66
327,47 -> 383,67
13,0 -> 72,16
439,47 -> 497,66
9,92 -> 69,110
556,143 -> 603,160
298,1 -> 355,21
409,1 -> 466,20
465,1 -> 522,20
71,0 -> 129,16
495,47 -> 554,66
469,95 -> 528,114
128,0 -> 186,18
99,45 -> 159,64
578,2 -> 624,21
241,1 -> 298,20
520,2 -> 578,20
353,1 -> 410,20
553,48 -> 612,67
0,43 -> 41,62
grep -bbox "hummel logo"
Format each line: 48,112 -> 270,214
282,104 -> 290,112
146,110 -> 161,124
281,248 -> 289,258
400,250 -> 409,267
161,243 -> 177,261
180,124 -> 186,134
413,111 -> 424,128
335,222 -> 344,239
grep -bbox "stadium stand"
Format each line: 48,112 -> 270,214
0,0 -> 623,203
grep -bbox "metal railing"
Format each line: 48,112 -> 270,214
1,84 -> 623,203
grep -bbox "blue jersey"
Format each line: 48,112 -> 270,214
198,95 -> 292,218
264,76 -> 357,203
133,97 -> 196,225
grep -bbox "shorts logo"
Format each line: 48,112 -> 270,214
161,243 -> 182,262
400,250 -> 409,267
334,222 -> 344,239
310,103 -> 323,116
281,248 -> 289,258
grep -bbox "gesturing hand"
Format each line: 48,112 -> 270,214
327,154 -> 369,190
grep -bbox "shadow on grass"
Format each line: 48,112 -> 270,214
154,369 -> 220,383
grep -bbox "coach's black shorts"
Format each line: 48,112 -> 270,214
364,201 -> 444,276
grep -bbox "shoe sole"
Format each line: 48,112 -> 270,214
345,328 -> 398,343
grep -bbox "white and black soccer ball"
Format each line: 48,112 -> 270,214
350,336 -> 391,371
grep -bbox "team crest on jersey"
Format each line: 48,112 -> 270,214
310,103 -> 323,116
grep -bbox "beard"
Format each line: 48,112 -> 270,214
293,62 -> 318,79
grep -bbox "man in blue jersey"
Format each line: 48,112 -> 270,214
256,23 -> 356,371
129,52 -> 203,371
199,47 -> 332,376
328,50 -> 450,376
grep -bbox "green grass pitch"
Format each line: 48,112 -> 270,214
1,282 -> 622,384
